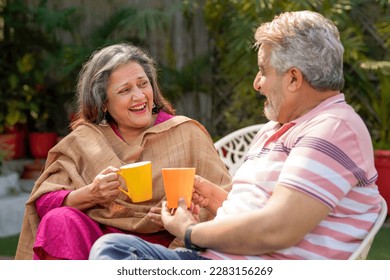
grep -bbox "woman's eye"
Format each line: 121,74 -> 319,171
139,81 -> 149,88
118,88 -> 130,95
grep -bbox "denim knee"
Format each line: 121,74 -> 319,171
89,233 -> 144,260
89,233 -> 209,260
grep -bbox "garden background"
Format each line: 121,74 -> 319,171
0,0 -> 389,259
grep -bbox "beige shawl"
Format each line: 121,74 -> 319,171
15,116 -> 232,259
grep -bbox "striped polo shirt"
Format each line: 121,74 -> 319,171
202,94 -> 381,260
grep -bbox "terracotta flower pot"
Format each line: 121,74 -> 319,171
29,132 -> 58,159
374,150 -> 390,215
0,132 -> 26,159
21,132 -> 58,180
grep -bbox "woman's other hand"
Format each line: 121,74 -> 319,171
148,206 -> 163,226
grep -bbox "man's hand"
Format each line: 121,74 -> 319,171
192,175 -> 214,208
161,198 -> 200,240
192,175 -> 228,214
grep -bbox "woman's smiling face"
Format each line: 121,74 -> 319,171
106,62 -> 155,130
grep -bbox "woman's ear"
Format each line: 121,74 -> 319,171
287,67 -> 303,91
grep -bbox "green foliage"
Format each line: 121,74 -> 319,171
0,0 -> 184,134
160,55 -> 212,101
367,226 -> 390,260
0,234 -> 19,256
2,0 -> 389,141
203,0 -> 390,143
204,0 -> 269,135
359,62 -> 390,149
0,0 -> 77,133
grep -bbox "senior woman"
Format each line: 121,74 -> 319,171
15,43 -> 231,260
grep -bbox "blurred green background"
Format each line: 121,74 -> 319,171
0,0 -> 389,143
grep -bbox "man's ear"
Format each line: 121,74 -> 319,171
287,67 -> 303,91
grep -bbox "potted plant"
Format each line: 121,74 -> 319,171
0,76 -> 29,160
2,51 -> 57,161
0,47 -> 60,178
1,0 -> 70,157
360,61 -> 390,213
22,53 -> 58,157
17,54 -> 60,179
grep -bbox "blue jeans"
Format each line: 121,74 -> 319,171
89,233 -> 210,260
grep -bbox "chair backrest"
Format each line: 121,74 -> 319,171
349,196 -> 388,260
214,124 -> 265,176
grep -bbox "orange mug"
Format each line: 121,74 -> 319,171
161,167 -> 196,208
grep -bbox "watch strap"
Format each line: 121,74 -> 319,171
184,224 -> 205,251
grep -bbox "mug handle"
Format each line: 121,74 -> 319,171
116,170 -> 131,198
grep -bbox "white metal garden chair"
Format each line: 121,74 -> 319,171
214,124 -> 264,176
349,196 -> 388,260
214,124 -> 388,260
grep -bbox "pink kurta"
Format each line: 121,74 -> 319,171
33,112 -> 176,259
34,190 -> 174,259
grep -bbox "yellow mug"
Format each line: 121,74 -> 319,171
116,161 -> 153,203
161,167 -> 196,208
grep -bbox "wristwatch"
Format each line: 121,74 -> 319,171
184,224 -> 205,251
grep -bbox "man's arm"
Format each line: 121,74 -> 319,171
165,184 -> 330,255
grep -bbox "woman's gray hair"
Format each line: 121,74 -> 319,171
254,11 -> 345,91
72,43 -> 174,128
